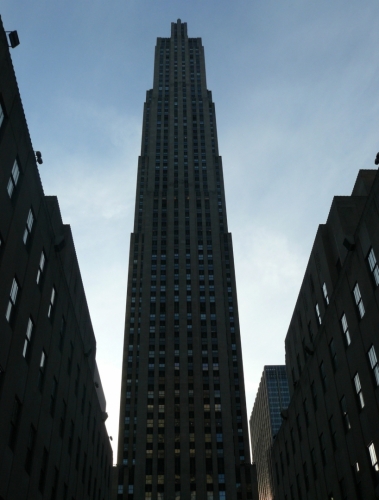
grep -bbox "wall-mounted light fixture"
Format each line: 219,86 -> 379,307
35,151 -> 43,164
6,31 -> 20,49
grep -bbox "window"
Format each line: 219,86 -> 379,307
23,318 -> 34,361
353,283 -> 365,318
39,447 -> 48,493
48,286 -> 56,318
340,396 -> 351,432
310,448 -> 317,480
60,401 -> 67,438
7,160 -> 20,198
9,396 -> 22,450
0,100 -> 4,127
36,251 -> 46,285
311,380 -> 317,410
319,433 -> 326,466
296,414 -> 302,441
23,208 -> 34,245
329,339 -> 337,372
368,345 -> 379,386
50,377 -> 58,416
341,313 -> 351,346
303,462 -> 309,491
315,303 -> 322,325
5,277 -> 19,323
320,362 -> 327,392
68,421 -> 74,455
59,317 -> 66,351
353,373 -> 365,409
368,248 -> 379,286
329,415 -> 337,450
38,350 -> 47,391
25,425 -> 36,473
322,283 -> 329,305
368,442 -> 379,471
67,342 -> 74,374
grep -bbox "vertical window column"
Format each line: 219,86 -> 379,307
23,208 -> 34,245
23,318 -> 34,360
353,283 -> 365,318
6,277 -> 19,323
7,160 -> 20,198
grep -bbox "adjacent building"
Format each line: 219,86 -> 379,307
250,366 -> 289,500
115,20 -> 255,500
271,169 -> 379,499
0,16 -> 112,499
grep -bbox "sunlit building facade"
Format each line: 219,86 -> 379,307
115,20 -> 255,500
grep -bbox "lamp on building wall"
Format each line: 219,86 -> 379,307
35,151 -> 43,164
6,31 -> 20,48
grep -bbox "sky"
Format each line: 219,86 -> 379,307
2,0 -> 379,461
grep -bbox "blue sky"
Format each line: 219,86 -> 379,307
3,0 -> 379,459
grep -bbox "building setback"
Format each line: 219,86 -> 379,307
0,17 -> 112,500
272,169 -> 379,499
115,20 -> 256,500
249,366 -> 289,500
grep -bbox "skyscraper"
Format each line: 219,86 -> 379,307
116,20 -> 255,500
249,366 -> 289,500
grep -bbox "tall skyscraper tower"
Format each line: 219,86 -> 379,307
249,366 -> 290,500
116,20 -> 254,500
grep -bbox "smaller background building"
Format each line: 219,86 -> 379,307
250,366 -> 290,500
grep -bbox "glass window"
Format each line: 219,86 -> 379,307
0,101 -> 4,127
6,277 -> 19,322
320,362 -> 327,392
7,160 -> 20,198
368,248 -> 379,286
36,251 -> 46,285
315,303 -> 322,325
329,339 -> 337,372
340,395 -> 351,432
322,283 -> 329,305
23,209 -> 34,245
368,345 -> 379,386
353,373 -> 365,409
341,313 -> 351,346
353,283 -> 365,318
23,318 -> 33,360
38,350 -> 47,390
368,442 -> 379,471
48,287 -> 56,318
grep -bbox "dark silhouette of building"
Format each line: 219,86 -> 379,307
115,20 -> 256,500
0,16 -> 112,499
249,366 -> 289,500
271,169 -> 379,499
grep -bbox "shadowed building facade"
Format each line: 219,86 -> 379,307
115,20 -> 255,500
0,16 -> 112,500
272,169 -> 379,499
249,366 -> 289,500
